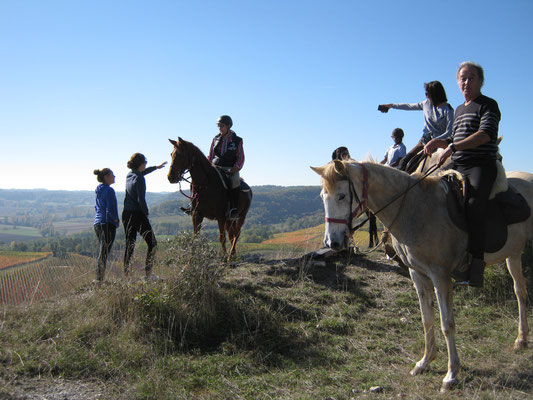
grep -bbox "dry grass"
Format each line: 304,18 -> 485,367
0,234 -> 532,399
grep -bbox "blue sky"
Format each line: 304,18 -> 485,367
1,0 -> 532,192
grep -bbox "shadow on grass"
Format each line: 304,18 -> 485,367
458,362 -> 533,395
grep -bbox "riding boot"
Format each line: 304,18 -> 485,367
468,258 -> 486,287
228,187 -> 240,219
180,205 -> 192,215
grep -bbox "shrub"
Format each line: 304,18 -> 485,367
135,232 -> 286,353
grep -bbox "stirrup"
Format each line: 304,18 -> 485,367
228,208 -> 239,220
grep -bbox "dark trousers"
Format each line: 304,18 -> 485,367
94,223 -> 117,281
368,212 -> 378,248
399,143 -> 423,172
454,159 -> 498,260
122,210 -> 157,274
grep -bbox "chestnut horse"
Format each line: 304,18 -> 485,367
167,137 -> 252,258
312,160 -> 531,392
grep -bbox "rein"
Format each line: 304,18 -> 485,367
178,178 -> 197,201
325,162 -> 440,236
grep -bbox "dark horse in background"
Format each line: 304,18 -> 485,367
167,137 -> 253,259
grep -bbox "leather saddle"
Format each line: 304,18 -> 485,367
214,167 -> 251,192
441,172 -> 531,253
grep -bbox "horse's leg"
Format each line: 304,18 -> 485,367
217,219 -> 227,257
506,254 -> 529,349
228,220 -> 243,258
192,212 -> 204,235
432,273 -> 460,392
409,270 -> 438,376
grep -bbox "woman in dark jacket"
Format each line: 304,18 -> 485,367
122,153 -> 166,279
93,168 -> 119,283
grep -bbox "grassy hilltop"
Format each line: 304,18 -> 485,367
1,232 -> 533,399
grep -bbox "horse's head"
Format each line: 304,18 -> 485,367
311,160 -> 363,251
167,137 -> 193,184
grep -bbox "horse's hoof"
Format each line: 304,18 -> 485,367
440,378 -> 459,393
409,365 -> 427,376
513,339 -> 528,351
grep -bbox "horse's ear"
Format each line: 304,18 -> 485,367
310,166 -> 326,177
169,139 -> 177,146
178,137 -> 184,144
333,160 -> 346,175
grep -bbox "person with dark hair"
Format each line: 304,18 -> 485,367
93,168 -> 118,283
424,62 -> 501,287
331,146 -> 377,248
381,128 -> 406,168
379,81 -> 454,171
122,153 -> 167,279
331,146 -> 352,161
208,115 -> 245,220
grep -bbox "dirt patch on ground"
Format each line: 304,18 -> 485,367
1,376 -> 114,400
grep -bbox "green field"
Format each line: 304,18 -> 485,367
52,217 -> 93,235
0,224 -> 42,243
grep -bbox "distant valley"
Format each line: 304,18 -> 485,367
0,186 -> 325,246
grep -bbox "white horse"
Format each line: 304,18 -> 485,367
311,160 -> 531,392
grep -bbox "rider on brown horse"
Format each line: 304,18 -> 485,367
181,115 -> 245,220
208,115 -> 245,220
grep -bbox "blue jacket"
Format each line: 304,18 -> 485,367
94,184 -> 119,227
123,167 -> 156,216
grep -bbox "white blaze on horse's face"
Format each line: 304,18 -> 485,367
322,179 -> 351,251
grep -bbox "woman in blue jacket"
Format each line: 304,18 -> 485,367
122,153 -> 166,279
93,168 -> 119,283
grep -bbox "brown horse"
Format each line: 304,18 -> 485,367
167,137 -> 252,258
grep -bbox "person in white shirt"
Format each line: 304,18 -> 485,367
381,128 -> 407,168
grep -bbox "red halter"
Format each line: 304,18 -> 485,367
324,163 -> 368,231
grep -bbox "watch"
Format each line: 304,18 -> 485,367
449,144 -> 457,153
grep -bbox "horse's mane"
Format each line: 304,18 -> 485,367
320,159 -> 456,196
177,138 -> 211,168
362,153 -> 378,163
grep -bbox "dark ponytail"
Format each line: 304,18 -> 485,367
94,168 -> 112,183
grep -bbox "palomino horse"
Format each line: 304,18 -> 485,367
167,137 -> 252,258
311,160 -> 531,392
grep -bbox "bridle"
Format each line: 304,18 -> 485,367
324,163 -> 369,235
170,149 -> 200,201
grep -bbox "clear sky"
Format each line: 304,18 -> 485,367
1,0 -> 532,192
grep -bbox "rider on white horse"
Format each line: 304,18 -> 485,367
424,62 -> 501,287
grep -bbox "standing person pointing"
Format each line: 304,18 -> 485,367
122,153 -> 167,279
